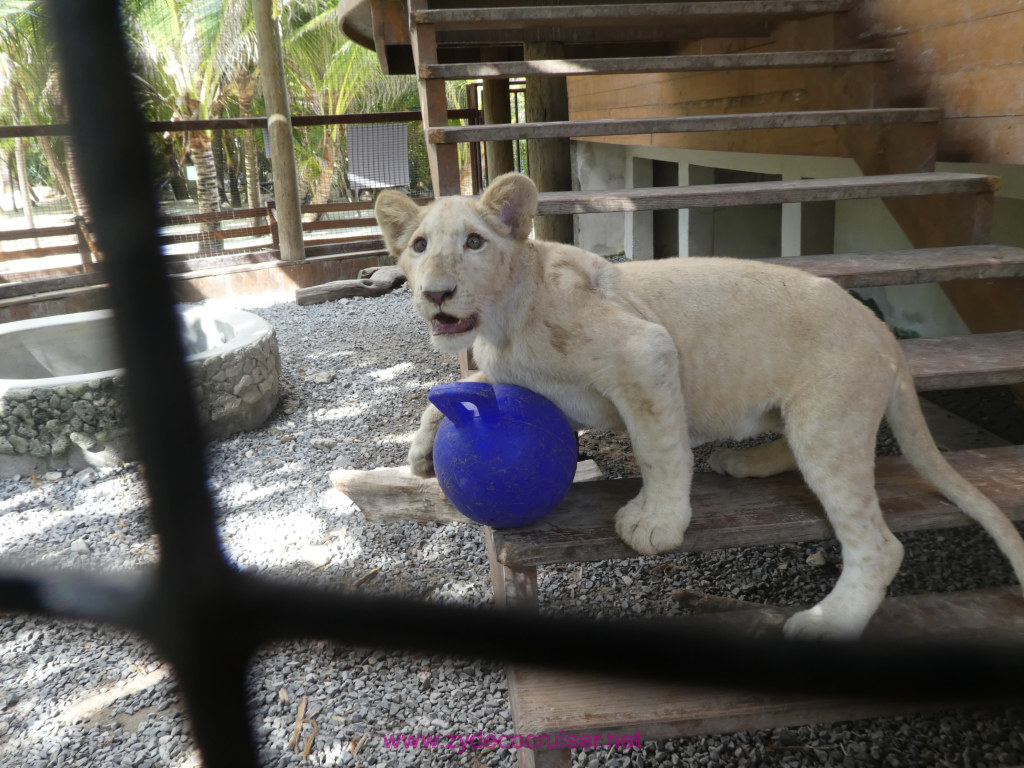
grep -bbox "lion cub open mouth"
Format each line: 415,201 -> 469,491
430,313 -> 477,336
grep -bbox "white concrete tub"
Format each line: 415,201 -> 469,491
0,305 -> 280,477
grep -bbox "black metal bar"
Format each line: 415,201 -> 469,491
49,2 -> 256,763
5,566 -> 1024,705
3,3 -> 1017,768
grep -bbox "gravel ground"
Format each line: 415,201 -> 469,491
1,285 -> 1023,768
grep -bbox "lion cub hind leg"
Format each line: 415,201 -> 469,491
709,437 -> 797,479
783,424 -> 904,640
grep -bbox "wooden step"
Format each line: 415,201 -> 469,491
414,1 -> 854,30
534,172 -> 999,215
490,445 -> 1024,568
505,586 -> 1024,742
429,108 -> 939,144
769,245 -> 1024,288
903,331 -> 1024,391
421,48 -> 894,80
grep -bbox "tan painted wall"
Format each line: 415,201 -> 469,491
567,4 -> 1024,165
849,0 -> 1024,164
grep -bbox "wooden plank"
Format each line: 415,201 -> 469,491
421,48 -> 894,80
435,21 -> 783,46
506,587 -> 1024,740
414,1 -> 854,29
902,332 -> 1024,391
534,172 -> 999,215
774,244 -> 1024,288
428,108 -> 939,143
492,446 -> 1024,567
294,265 -> 406,306
0,244 -> 81,260
330,460 -> 605,524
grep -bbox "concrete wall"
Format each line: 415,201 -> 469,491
571,141 -> 627,257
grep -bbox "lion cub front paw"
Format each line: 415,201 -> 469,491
408,438 -> 436,478
614,494 -> 688,555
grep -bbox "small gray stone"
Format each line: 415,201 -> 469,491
307,371 -> 336,385
70,538 -> 91,555
806,550 -> 828,567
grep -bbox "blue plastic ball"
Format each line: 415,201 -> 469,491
429,382 -> 577,527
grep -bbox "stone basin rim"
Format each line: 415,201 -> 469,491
0,305 -> 274,391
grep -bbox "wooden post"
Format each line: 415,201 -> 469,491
466,85 -> 484,194
252,0 -> 305,261
481,52 -> 516,182
524,42 -> 573,244
73,215 -> 98,269
410,0 -> 462,197
266,200 -> 279,250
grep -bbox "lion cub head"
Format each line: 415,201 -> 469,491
375,173 -> 538,352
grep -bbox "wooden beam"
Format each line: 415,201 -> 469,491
491,446 -> 1024,568
409,0 -> 461,196
429,108 -> 940,144
331,460 -> 605,524
422,49 -> 894,80
533,173 -> 999,215
505,587 -> 1024,742
294,265 -> 406,306
761,245 -> 1024,288
413,1 -> 855,29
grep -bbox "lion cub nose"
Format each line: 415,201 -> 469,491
423,288 -> 456,307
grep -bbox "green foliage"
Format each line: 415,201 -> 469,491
0,1 -> 460,209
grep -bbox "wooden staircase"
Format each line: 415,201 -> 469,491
344,0 -> 1024,763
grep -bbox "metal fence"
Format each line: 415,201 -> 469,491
1,2 -> 1023,767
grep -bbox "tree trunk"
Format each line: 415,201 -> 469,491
303,132 -> 336,223
63,104 -> 91,218
190,131 -> 223,255
0,151 -> 9,209
225,133 -> 242,208
238,88 -> 262,225
14,137 -> 33,229
36,135 -> 80,217
213,129 -> 227,206
337,126 -> 354,202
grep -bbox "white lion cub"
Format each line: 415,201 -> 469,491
375,172 -> 1024,639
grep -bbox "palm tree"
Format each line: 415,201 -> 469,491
0,3 -> 94,226
0,4 -> 43,226
282,0 -> 421,207
127,0 -> 254,252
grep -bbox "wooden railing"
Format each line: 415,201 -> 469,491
0,107 -> 477,278
0,197 -> 421,278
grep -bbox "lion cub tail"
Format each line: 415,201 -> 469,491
886,358 -> 1024,594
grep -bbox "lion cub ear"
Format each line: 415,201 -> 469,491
480,172 -> 538,240
375,190 -> 423,257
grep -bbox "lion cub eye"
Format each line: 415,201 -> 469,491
411,237 -> 427,253
465,233 -> 485,250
